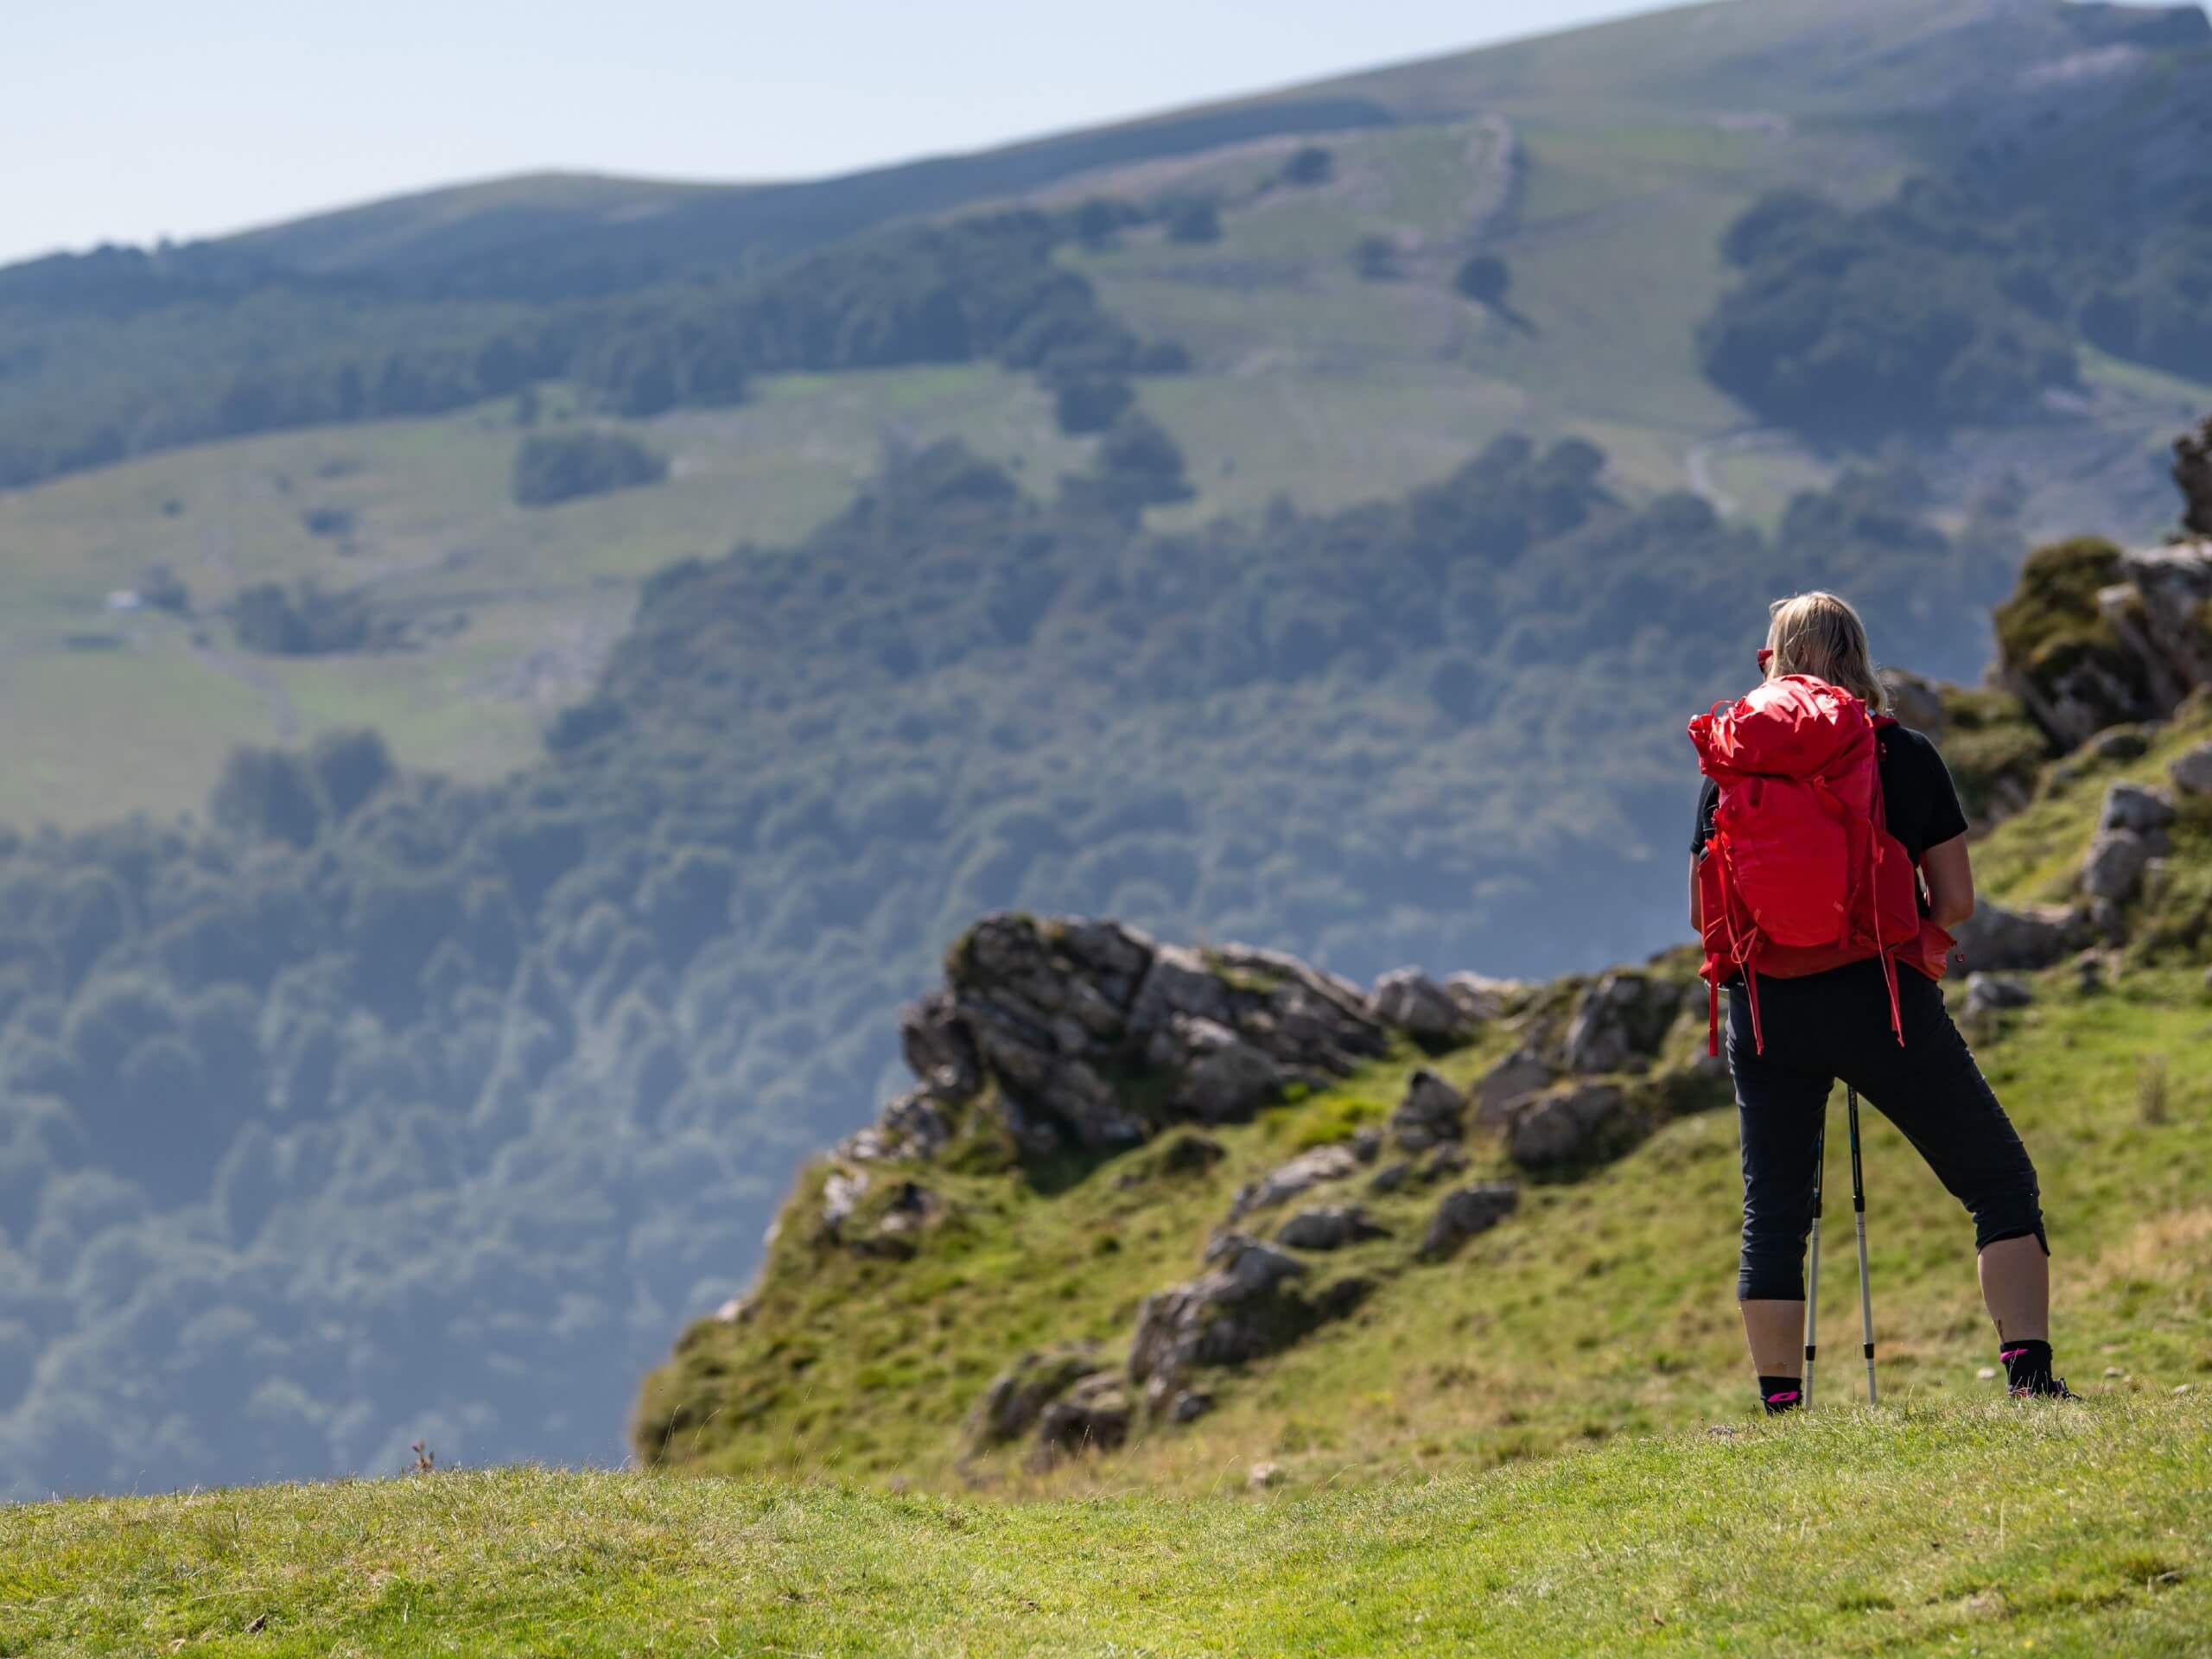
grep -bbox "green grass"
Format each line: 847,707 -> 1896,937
640,939 -> 2212,1498
4,1397 -> 2204,1656
0,365 -> 1084,824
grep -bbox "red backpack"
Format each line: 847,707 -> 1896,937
1689,674 -> 1942,1056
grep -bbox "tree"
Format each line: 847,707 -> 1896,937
1282,146 -> 1333,187
512,432 -> 668,507
1454,255 -> 1510,307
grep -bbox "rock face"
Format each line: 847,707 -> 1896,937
846,916 -> 1408,1160
1388,1069 -> 1466,1152
2082,830 -> 2154,902
1948,901 -> 2086,972
1561,972 -> 1677,1075
1472,1046 -> 1554,1131
1445,972 -> 1525,1024
1127,1233 -> 1369,1404
1506,1082 -> 1640,1172
1418,1183 -> 1521,1261
2003,539 -> 2212,748
1367,968 -> 1473,1047
1276,1205 -> 1388,1251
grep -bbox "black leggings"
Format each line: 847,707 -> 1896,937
1729,959 -> 2046,1302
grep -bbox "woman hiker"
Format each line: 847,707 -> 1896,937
1689,591 -> 2069,1413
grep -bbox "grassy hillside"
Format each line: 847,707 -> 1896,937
4,1398 -> 2205,1655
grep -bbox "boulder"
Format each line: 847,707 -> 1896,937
1422,1143 -> 1470,1181
1168,1389 -> 1214,1424
969,1344 -> 1104,1446
2169,742 -> 2212,797
1127,1234 -> 1369,1401
1471,1047 -> 1554,1132
1388,1068 -> 1466,1152
1367,968 -> 1473,1046
1418,1182 -> 1521,1261
2081,828 -> 2152,902
1561,971 -> 1675,1075
1961,973 -> 2035,1022
1948,901 -> 2085,972
1226,1142 -> 1361,1222
1032,1372 -> 1132,1466
2098,781 -> 2176,841
1367,1160 -> 1414,1195
1276,1205 -> 1389,1251
1127,945 -> 1236,1060
1507,1082 -> 1641,1172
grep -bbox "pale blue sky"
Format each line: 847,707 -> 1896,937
2,0 -> 1686,265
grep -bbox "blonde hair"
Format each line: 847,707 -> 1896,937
1765,590 -> 1891,715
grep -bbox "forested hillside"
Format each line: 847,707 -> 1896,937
4,0 -> 2212,1499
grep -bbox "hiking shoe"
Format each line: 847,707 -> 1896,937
2009,1376 -> 2076,1401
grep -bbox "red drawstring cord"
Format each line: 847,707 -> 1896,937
1866,762 -> 1905,1047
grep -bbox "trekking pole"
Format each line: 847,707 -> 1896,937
1803,1112 -> 1825,1408
1847,1084 -> 1878,1405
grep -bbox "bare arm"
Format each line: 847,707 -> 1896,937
1922,833 -> 1974,930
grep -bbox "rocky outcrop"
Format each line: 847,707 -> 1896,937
1032,1373 -> 1133,1466
1506,1082 -> 1641,1172
968,1345 -> 1106,1447
1471,1046 -> 1554,1132
2179,417 -> 2212,540
2082,830 -> 2154,903
2100,781 -> 2176,842
1127,1233 -> 1370,1407
846,916 -> 1417,1160
1276,1205 -> 1388,1251
1999,537 -> 2212,749
1948,901 -> 2086,972
1226,1141 -> 1365,1222
1445,972 -> 1526,1024
1387,1069 -> 1466,1153
1418,1183 -> 1520,1261
1560,971 -> 1678,1075
1367,968 -> 1474,1047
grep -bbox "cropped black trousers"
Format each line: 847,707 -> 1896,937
1727,958 -> 2046,1302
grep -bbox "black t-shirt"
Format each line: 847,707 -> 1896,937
1693,724 -> 1969,866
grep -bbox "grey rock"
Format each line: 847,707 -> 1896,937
1350,1126 -> 1383,1163
1173,1016 -> 1289,1124
2082,828 -> 2152,902
849,1179 -> 942,1258
1368,968 -> 1473,1046
1367,1160 -> 1414,1194
1422,1143 -> 1470,1181
2170,742 -> 2212,797
1032,1372 -> 1132,1465
1389,1068 -> 1466,1152
1885,671 -> 1948,737
838,1089 -> 952,1163
1444,971 -> 1525,1024
1507,1082 -> 1640,1171
1562,971 -> 1676,1075
1227,1143 -> 1362,1221
2091,727 -> 2152,764
1276,1205 -> 1388,1251
2099,781 -> 2176,839
1128,1234 -> 1367,1397
1948,901 -> 2087,972
1128,945 -> 1236,1058
969,1344 -> 1103,1446
1962,973 -> 2035,1021
818,1168 -> 868,1236
900,989 -> 980,1099
1168,1389 -> 1214,1424
2180,416 -> 2212,538
1472,1047 -> 1554,1132
1419,1182 -> 1521,1261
